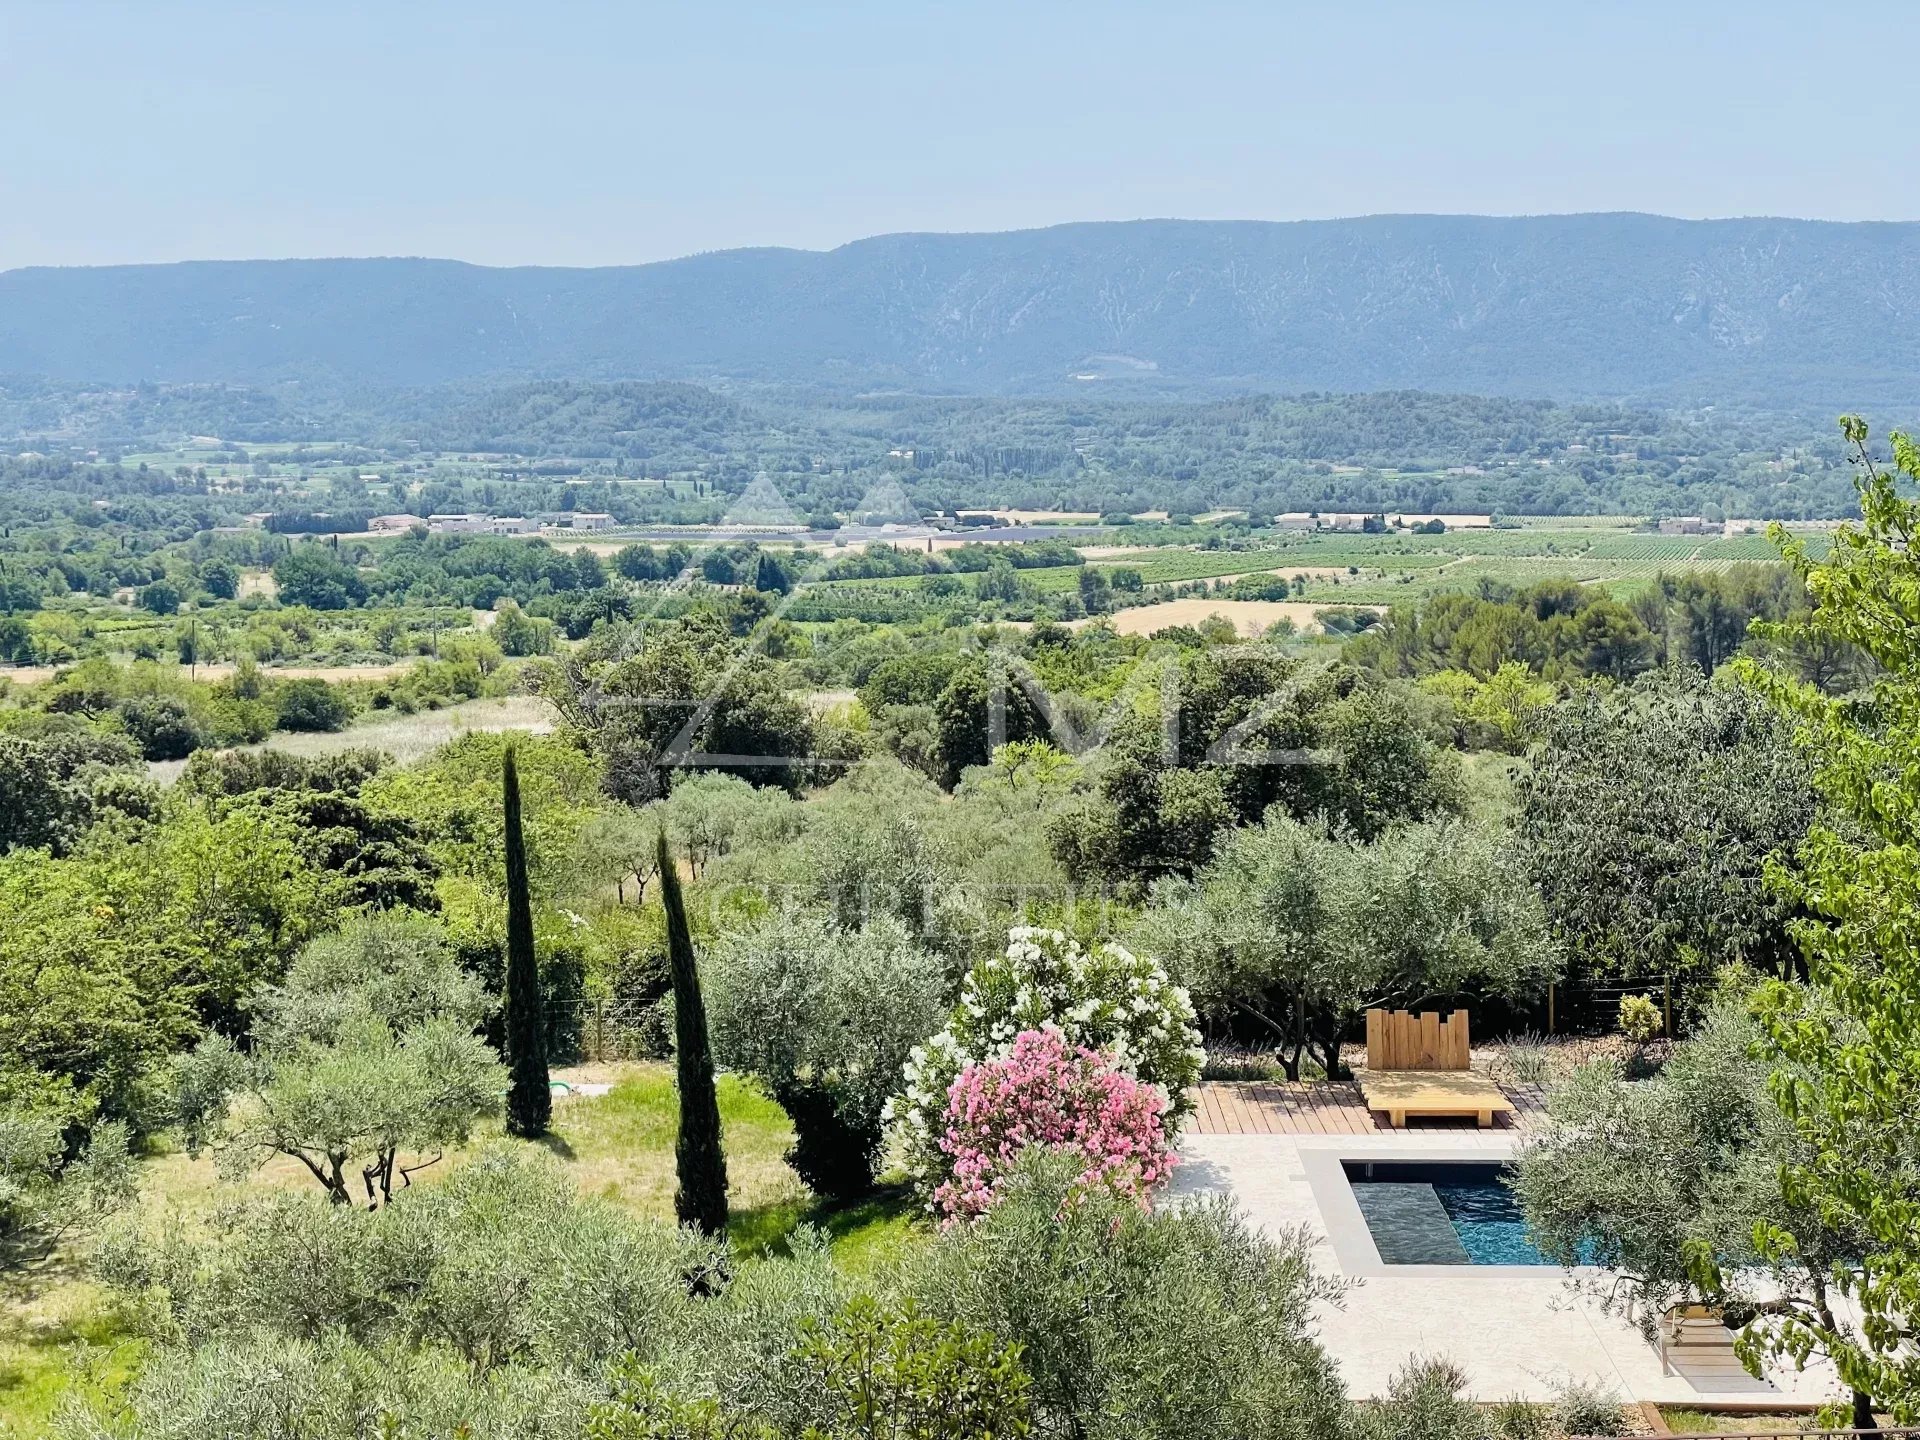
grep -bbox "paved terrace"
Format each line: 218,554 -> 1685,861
1174,1082 -> 1842,1411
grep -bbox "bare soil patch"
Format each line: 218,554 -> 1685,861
1100,598 -> 1384,637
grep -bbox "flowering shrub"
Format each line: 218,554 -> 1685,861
888,927 -> 1204,1191
933,1029 -> 1176,1222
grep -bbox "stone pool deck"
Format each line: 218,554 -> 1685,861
1169,1126 -> 1843,1408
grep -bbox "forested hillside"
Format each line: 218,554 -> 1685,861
3,215 -> 1918,403
0,380 -> 1868,519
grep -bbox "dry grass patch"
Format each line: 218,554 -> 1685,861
1659,1411 -> 1820,1434
148,695 -> 556,781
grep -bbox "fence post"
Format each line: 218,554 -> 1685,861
1663,976 -> 1673,1037
1547,983 -> 1556,1036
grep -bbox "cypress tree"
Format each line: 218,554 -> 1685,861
502,744 -> 551,1137
660,829 -> 728,1235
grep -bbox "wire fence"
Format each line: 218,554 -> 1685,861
1541,976 -> 1683,1038
544,997 -> 671,1064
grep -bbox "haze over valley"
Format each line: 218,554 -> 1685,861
3,214 -> 1917,407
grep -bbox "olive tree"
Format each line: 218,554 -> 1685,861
0,1075 -> 132,1272
710,761 -> 982,966
705,909 -> 947,1200
176,912 -> 503,1207
1513,981 -> 1881,1424
1140,813 -> 1558,1079
50,1334 -> 593,1440
587,1298 -> 1033,1440
84,1148 -> 724,1439
100,1147 -> 724,1365
569,775 -> 798,907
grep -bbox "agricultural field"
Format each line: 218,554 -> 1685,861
807,521 -> 1820,617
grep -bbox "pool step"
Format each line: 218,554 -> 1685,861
1353,1182 -> 1472,1265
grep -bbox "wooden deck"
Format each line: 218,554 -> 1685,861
1189,1079 -> 1547,1135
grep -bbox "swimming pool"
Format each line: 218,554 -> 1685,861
1343,1160 -> 1557,1266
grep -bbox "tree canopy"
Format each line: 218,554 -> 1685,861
1517,667 -> 1821,982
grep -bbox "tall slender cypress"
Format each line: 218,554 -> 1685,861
502,745 -> 551,1137
660,829 -> 728,1235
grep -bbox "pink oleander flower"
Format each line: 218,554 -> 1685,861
931,1028 -> 1177,1223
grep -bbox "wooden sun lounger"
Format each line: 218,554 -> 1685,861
1657,1304 -> 1771,1390
1359,1070 -> 1516,1128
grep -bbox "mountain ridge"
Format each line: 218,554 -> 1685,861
2,215 -> 1915,404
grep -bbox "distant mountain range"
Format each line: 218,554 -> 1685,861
2,215 -> 1916,404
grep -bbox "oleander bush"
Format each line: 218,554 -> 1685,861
888,927 -> 1203,1195
931,1028 -> 1176,1223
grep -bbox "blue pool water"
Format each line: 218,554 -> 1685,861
1345,1161 -> 1558,1266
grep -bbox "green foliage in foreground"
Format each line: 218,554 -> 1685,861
72,1147 -> 1367,1440
912,1155 -> 1349,1440
0,799 -> 336,1120
1517,666 -> 1820,983
1513,981 -> 1876,1400
586,1298 -> 1033,1440
0,1075 -> 133,1274
1737,420 -> 1920,1424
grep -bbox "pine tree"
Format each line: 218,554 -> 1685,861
502,744 -> 551,1137
660,829 -> 728,1234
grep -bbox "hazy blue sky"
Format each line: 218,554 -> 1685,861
2,1 -> 1915,271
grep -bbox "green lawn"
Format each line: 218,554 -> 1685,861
0,1279 -> 145,1438
554,1067 -> 810,1219
554,1068 -> 919,1268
